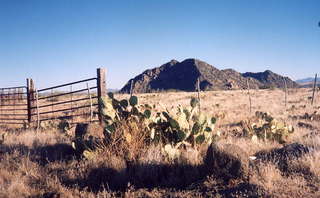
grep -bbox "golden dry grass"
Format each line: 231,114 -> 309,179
0,87 -> 319,197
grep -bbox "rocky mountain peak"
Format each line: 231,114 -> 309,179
120,59 -> 298,93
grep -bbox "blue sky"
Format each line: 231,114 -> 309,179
0,0 -> 319,89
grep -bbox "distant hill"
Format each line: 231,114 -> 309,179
296,77 -> 320,88
107,88 -> 119,93
242,70 -> 298,89
120,59 -> 298,93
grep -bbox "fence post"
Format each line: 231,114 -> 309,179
283,77 -> 287,108
197,78 -> 201,114
311,73 -> 317,106
246,78 -> 252,114
27,78 -> 35,124
130,79 -> 134,97
97,68 -> 106,123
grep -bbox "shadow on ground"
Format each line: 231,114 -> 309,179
254,143 -> 315,179
61,144 -> 267,197
0,143 -> 76,165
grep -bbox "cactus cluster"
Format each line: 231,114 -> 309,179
241,111 -> 294,144
148,97 -> 217,159
99,93 -> 153,139
289,111 -> 320,121
70,93 -> 150,159
73,93 -> 218,160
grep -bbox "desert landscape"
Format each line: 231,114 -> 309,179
0,86 -> 319,198
1,1 -> 319,197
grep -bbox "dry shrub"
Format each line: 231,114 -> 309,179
220,136 -> 281,156
71,119 -> 210,191
251,162 -> 320,198
3,129 -> 69,148
0,151 -> 40,197
251,163 -> 282,190
294,149 -> 320,178
103,120 -> 150,162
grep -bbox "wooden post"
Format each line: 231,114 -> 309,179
97,68 -> 106,123
283,77 -> 287,108
86,83 -> 93,122
27,78 -> 35,124
130,80 -> 134,97
0,89 -> 2,118
51,89 -> 54,118
197,78 -> 201,113
316,79 -> 319,105
246,78 -> 252,114
311,73 -> 317,106
13,88 -> 16,117
35,89 -> 40,131
70,85 -> 73,122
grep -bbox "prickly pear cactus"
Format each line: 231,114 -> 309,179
96,94 -> 218,161
242,111 -> 294,144
149,97 -> 218,159
99,93 -> 154,139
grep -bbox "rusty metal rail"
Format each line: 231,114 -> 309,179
38,86 -> 97,100
31,104 -> 98,116
30,96 -> 98,109
0,86 -> 28,125
37,78 -> 97,92
0,68 -> 106,126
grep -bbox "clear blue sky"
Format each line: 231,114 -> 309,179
0,0 -> 319,89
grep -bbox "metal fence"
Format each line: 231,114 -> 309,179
0,86 -> 28,125
0,68 -> 106,127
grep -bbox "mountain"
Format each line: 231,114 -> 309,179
242,70 -> 298,89
120,59 -> 298,93
296,77 -> 318,84
107,88 -> 119,93
296,77 -> 320,88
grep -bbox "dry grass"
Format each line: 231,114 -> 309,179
0,88 -> 319,197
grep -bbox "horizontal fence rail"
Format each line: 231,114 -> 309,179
37,77 -> 97,92
0,68 -> 106,127
0,86 -> 28,125
37,86 -> 98,100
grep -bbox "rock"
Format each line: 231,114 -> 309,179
75,123 -> 104,139
204,144 -> 249,182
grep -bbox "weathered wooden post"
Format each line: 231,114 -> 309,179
27,78 -> 35,124
130,79 -> 134,97
97,68 -> 106,123
197,78 -> 201,113
86,83 -> 93,122
311,73 -> 317,106
283,77 -> 287,108
246,78 -> 252,114
35,89 -> 40,130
